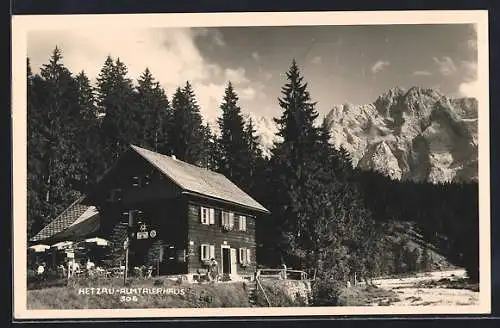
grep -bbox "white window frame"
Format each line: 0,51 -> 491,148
221,211 -> 234,229
239,248 -> 251,265
201,244 -> 210,261
200,244 -> 216,261
200,207 -> 209,225
200,207 -> 215,225
238,215 -> 247,231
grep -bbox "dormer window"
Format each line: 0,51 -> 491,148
107,188 -> 123,202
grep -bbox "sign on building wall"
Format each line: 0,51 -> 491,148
136,231 -> 149,240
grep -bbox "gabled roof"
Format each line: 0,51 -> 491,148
130,145 -> 270,214
30,197 -> 99,243
52,206 -> 100,240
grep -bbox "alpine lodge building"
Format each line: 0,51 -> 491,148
30,145 -> 270,281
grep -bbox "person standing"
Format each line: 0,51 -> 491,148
36,262 -> 45,275
70,259 -> 80,277
86,259 -> 95,277
280,263 -> 287,280
36,262 -> 46,283
208,258 -> 219,282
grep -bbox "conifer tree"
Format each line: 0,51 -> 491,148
74,71 -> 102,187
243,117 -> 264,193
96,56 -> 139,168
135,67 -> 170,153
199,123 -> 219,170
32,47 -> 85,229
27,57 -> 45,236
167,82 -> 205,165
266,60 -> 382,282
217,82 -> 249,187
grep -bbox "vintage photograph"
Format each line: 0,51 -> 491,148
12,11 -> 490,318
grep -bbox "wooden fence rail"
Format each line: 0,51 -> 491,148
256,268 -> 309,280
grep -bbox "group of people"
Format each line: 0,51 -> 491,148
35,258 -> 98,279
61,258 -> 97,277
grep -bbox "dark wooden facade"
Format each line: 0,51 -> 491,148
83,146 -> 267,279
186,199 -> 257,277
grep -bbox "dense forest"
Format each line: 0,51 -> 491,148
27,47 -> 479,284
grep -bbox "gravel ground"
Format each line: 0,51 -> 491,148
368,269 -> 479,306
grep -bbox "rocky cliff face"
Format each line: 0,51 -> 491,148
250,87 -> 478,184
325,87 -> 478,183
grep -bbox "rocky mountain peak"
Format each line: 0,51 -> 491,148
328,86 -> 478,183
247,86 -> 478,183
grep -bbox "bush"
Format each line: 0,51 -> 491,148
311,280 -> 343,306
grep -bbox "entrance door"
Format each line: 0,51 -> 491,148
230,248 -> 238,278
222,247 -> 231,275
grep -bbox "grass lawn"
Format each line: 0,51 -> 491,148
28,276 -> 251,309
27,275 -> 401,309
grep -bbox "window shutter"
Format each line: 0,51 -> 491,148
238,248 -> 244,264
246,248 -> 251,264
200,245 -> 205,261
209,208 -> 215,224
200,207 -> 205,224
209,245 -> 215,260
229,212 -> 234,228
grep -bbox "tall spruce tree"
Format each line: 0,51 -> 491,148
27,57 -> 45,237
74,71 -> 102,187
31,47 -> 86,231
266,59 -> 381,282
167,82 -> 205,165
135,67 -> 170,153
199,123 -> 219,170
243,117 -> 264,194
268,59 -> 326,270
96,56 -> 139,168
217,82 -> 249,187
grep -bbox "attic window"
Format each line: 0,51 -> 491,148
107,188 -> 123,202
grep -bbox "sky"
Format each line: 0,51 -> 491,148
27,24 -> 478,125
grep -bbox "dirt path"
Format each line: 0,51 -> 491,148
369,269 -> 479,306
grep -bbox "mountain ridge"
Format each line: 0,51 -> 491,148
249,86 -> 478,183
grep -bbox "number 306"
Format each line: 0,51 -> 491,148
120,295 -> 138,302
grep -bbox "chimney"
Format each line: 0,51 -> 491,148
171,155 -> 177,160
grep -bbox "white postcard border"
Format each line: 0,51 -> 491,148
12,10 -> 491,319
